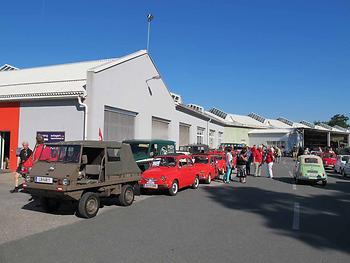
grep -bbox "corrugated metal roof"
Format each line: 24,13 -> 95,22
0,58 -> 117,86
0,58 -> 119,100
0,80 -> 86,101
266,119 -> 292,129
229,114 -> 269,128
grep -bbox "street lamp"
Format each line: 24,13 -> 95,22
146,75 -> 161,96
147,14 -> 154,52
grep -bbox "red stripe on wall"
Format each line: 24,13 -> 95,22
0,102 -> 20,171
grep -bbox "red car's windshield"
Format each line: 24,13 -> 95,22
193,156 -> 209,164
323,153 -> 336,159
152,157 -> 177,167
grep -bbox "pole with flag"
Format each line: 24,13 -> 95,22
98,128 -> 103,141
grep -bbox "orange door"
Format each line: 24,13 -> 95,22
0,102 -> 20,171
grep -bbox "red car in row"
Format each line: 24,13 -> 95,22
140,154 -> 200,196
192,154 -> 219,183
321,152 -> 337,169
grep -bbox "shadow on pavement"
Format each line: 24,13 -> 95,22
203,180 -> 350,254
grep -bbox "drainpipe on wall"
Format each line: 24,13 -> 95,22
78,95 -> 88,140
207,118 -> 211,146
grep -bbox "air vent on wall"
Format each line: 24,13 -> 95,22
170,93 -> 182,104
0,64 -> 18,71
277,117 -> 294,127
317,123 -> 333,130
248,113 -> 266,123
187,104 -> 204,112
208,107 -> 228,119
300,120 -> 315,129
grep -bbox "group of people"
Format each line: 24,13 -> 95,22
224,144 -> 283,184
10,135 -> 45,193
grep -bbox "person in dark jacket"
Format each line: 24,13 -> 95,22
237,147 -> 248,183
10,141 -> 32,193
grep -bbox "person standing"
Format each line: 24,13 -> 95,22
246,147 -> 253,175
254,145 -> 263,177
237,147 -> 248,183
224,148 -> 233,183
266,147 -> 275,179
10,142 -> 32,193
276,146 -> 282,163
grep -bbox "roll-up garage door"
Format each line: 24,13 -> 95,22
179,123 -> 190,146
104,106 -> 137,142
152,116 -> 170,139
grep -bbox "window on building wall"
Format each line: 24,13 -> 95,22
209,130 -> 215,148
152,117 -> 170,140
179,123 -> 190,146
197,127 -> 205,144
104,106 -> 137,142
218,131 -> 223,147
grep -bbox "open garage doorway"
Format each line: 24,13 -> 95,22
0,132 -> 10,170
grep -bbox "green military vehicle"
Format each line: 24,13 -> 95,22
123,139 -> 176,171
23,141 -> 141,218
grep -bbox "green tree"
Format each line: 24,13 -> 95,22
327,114 -> 349,128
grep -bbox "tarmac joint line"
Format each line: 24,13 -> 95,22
292,202 -> 300,230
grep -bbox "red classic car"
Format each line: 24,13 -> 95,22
140,154 -> 200,196
192,154 -> 219,184
322,152 -> 337,168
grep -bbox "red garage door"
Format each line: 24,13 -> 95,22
0,102 -> 20,171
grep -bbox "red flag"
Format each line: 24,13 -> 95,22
98,128 -> 103,141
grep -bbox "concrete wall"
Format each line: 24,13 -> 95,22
248,132 -> 290,148
86,53 -> 225,148
175,110 -> 225,148
86,54 -> 177,142
224,126 -> 252,145
19,99 -> 84,148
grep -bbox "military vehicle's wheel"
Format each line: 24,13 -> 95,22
119,185 -> 135,206
40,198 -> 61,213
205,174 -> 212,184
191,176 -> 200,189
168,180 -> 178,196
78,192 -> 100,218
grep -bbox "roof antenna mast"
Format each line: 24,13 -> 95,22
146,14 -> 154,52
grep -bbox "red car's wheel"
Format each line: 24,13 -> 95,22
191,176 -> 199,189
205,174 -> 212,184
168,180 -> 179,196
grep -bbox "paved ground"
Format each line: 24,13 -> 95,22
0,158 -> 349,263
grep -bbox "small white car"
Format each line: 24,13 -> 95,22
342,161 -> 350,177
334,155 -> 350,174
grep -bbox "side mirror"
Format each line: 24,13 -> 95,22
81,155 -> 88,164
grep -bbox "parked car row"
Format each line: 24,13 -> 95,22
21,140 -> 234,219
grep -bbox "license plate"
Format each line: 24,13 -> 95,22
35,176 -> 53,184
144,182 -> 158,189
307,170 -> 318,174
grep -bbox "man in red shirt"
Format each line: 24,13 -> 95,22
253,145 -> 263,177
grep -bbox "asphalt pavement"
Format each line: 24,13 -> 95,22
0,158 -> 349,263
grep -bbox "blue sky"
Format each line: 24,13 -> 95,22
0,0 -> 349,122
